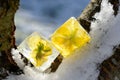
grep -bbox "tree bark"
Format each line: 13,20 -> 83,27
0,0 -> 21,79
0,0 -> 119,80
77,0 -> 119,80
77,0 -> 102,32
98,45 -> 120,80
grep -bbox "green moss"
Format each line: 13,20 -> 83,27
0,0 -> 23,78
0,0 -> 19,51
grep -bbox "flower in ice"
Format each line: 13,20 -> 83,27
51,17 -> 90,58
27,35 -> 52,67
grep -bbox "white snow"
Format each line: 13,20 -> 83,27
5,0 -> 120,80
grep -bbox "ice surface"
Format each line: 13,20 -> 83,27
51,17 -> 90,58
17,32 -> 60,72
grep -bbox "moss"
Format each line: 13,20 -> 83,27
0,0 -> 22,78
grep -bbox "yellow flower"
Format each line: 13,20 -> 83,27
27,34 -> 52,67
51,17 -> 90,58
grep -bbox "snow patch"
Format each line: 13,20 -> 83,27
11,49 -> 25,69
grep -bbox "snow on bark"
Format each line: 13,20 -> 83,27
7,0 -> 120,80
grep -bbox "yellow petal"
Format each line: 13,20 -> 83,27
27,35 -> 41,50
18,32 -> 60,71
34,57 -> 47,67
26,33 -> 52,67
51,17 -> 91,58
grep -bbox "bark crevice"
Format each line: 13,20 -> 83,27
98,45 -> 120,80
109,0 -> 119,16
77,0 -> 102,32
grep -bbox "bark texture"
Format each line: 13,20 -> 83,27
98,45 -> 120,80
0,0 -> 119,80
77,0 -> 102,32
77,0 -> 119,80
97,0 -> 120,80
0,0 -> 22,79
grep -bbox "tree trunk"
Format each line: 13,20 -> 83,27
98,45 -> 120,80
77,0 -> 119,80
0,0 -> 119,80
0,0 -> 21,79
77,0 -> 102,32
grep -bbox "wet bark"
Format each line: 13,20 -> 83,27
0,0 -> 22,79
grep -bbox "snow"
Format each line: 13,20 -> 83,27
11,49 -> 25,69
5,0 -> 120,80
